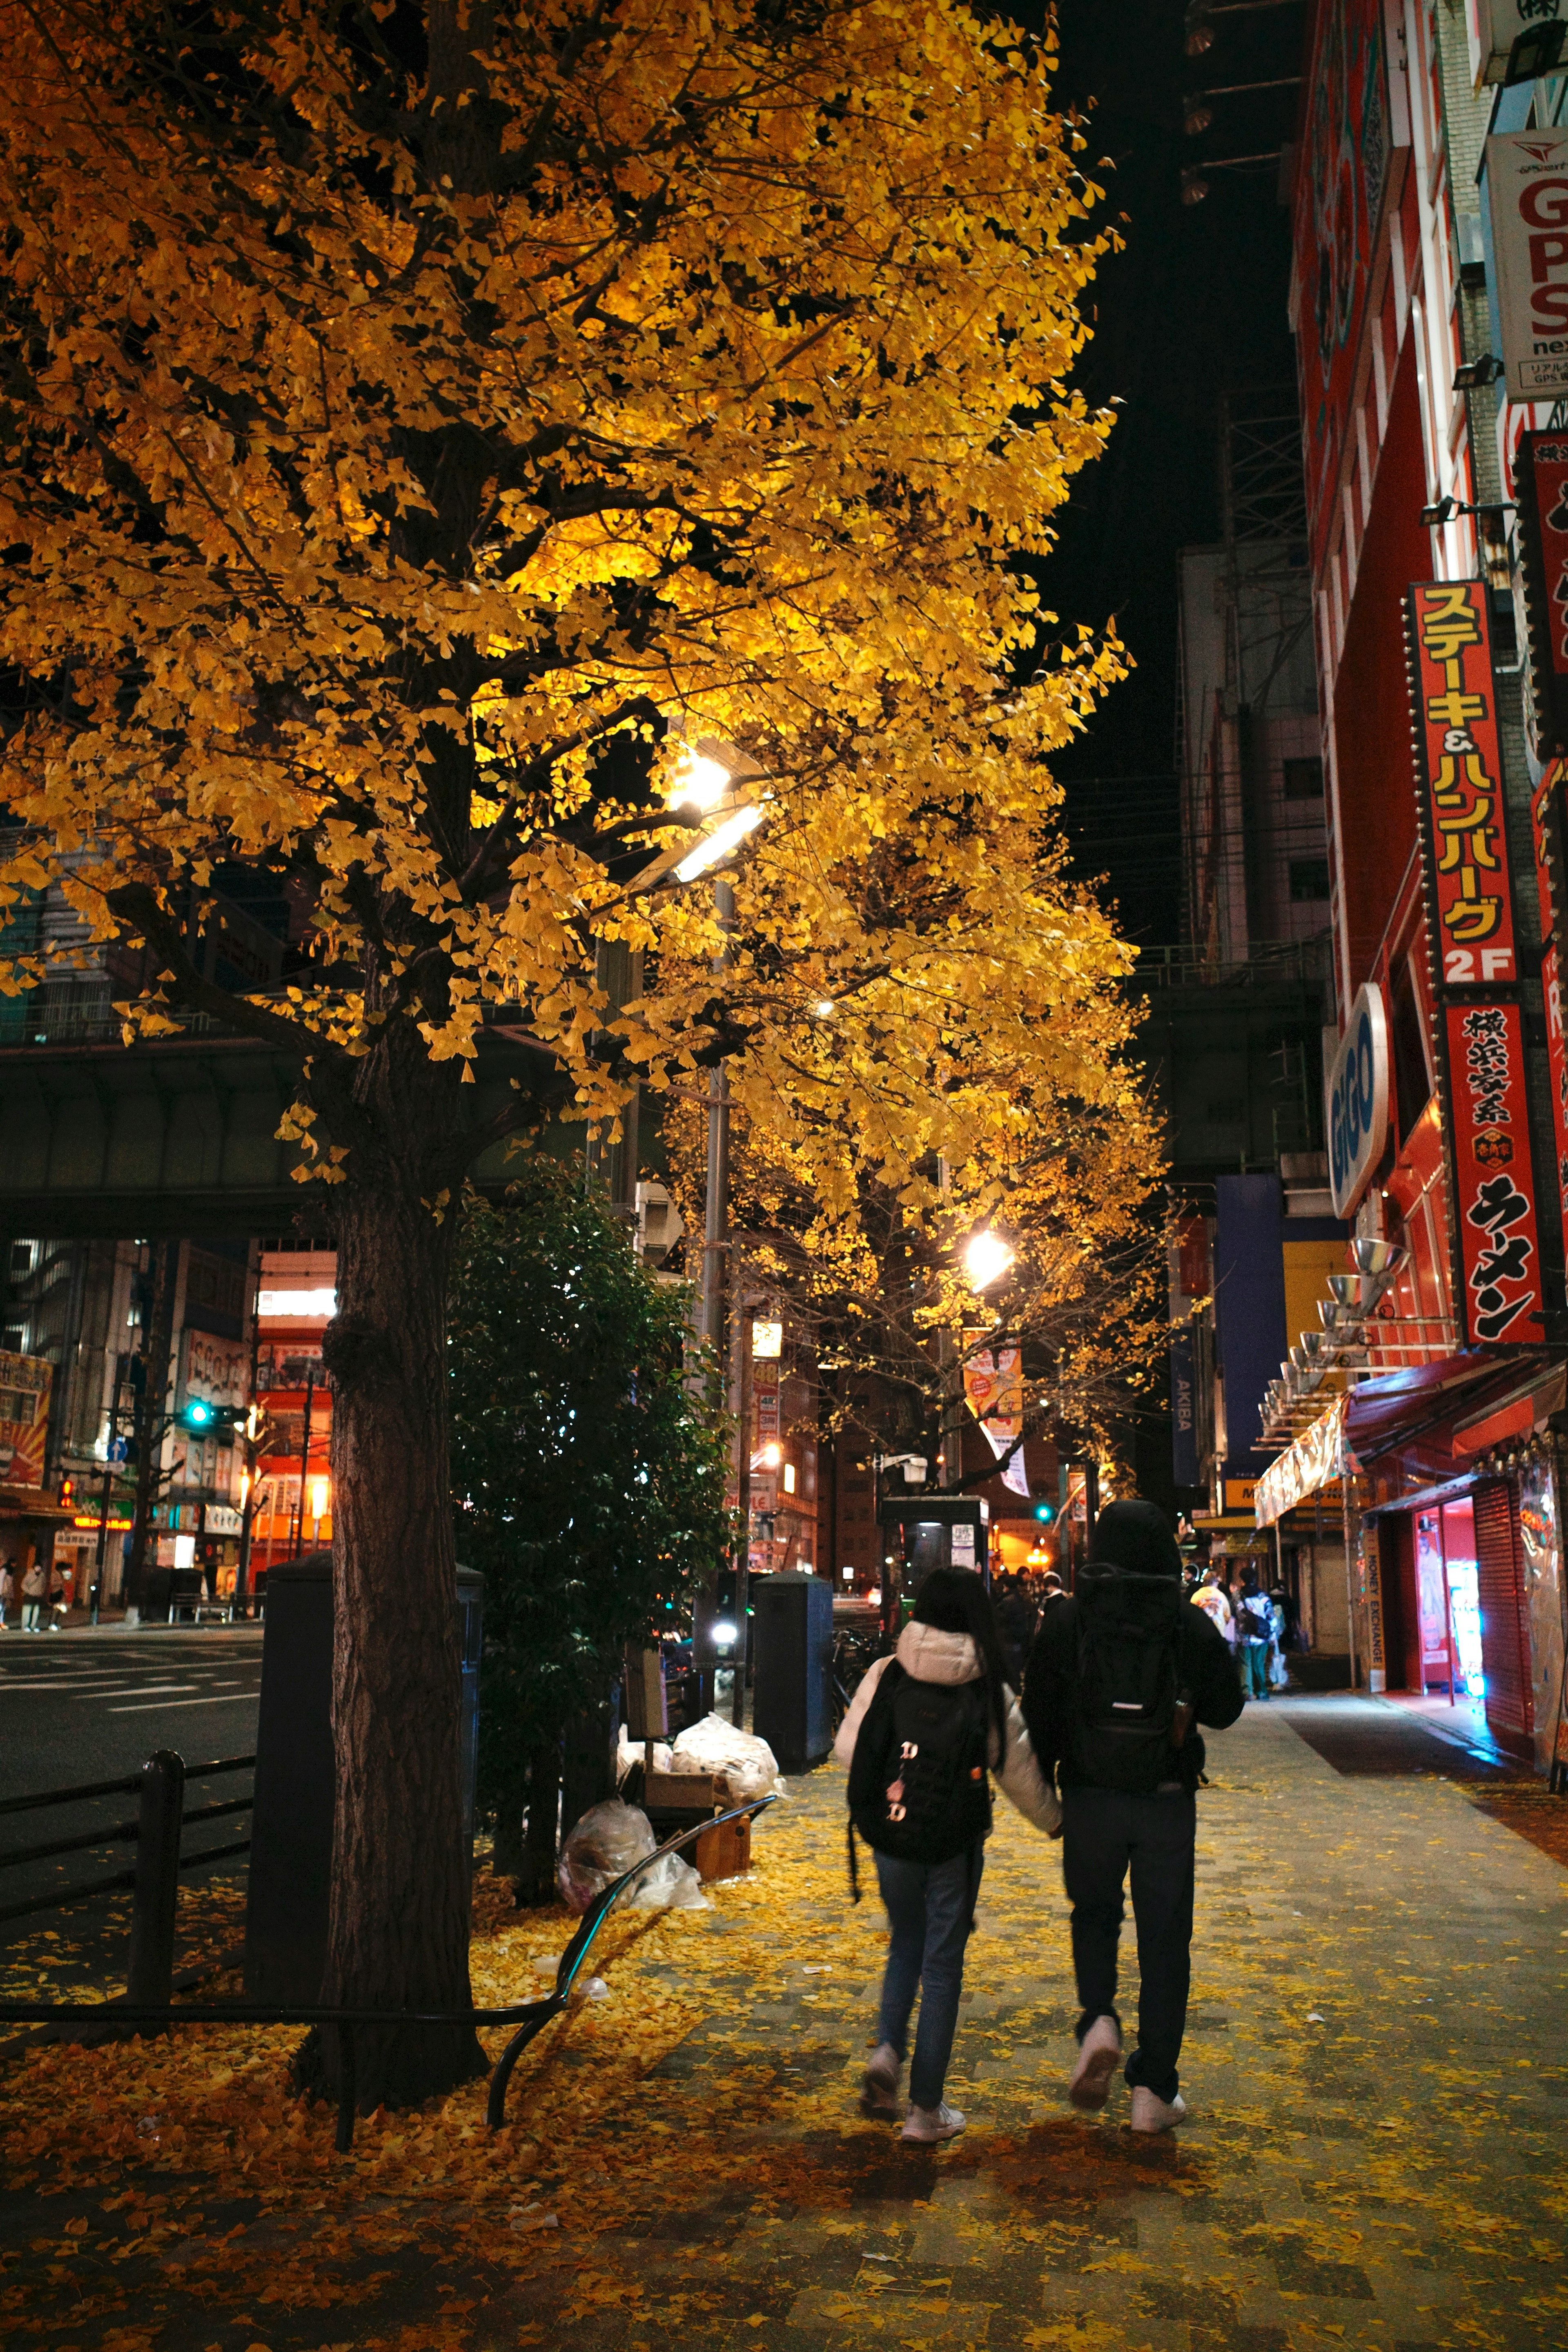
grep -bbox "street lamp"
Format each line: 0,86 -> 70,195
964,1230 -> 1014,1291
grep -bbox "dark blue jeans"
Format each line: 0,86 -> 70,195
1061,1784 -> 1196,2104
873,1842 -> 984,2109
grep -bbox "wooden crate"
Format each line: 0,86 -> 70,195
694,1811 -> 752,1882
643,1769 -> 729,1812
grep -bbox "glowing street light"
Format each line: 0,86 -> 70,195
675,800 -> 766,883
964,1230 -> 1014,1291
668,749 -> 731,813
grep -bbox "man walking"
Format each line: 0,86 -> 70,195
1022,1499 -> 1243,2133
1236,1575 -> 1273,1701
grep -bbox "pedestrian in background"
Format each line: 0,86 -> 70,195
1237,1576 -> 1273,1701
0,1557 -> 13,1628
991,1570 -> 1039,1688
837,1565 -> 1060,2145
1022,1499 -> 1243,2134
47,1559 -> 67,1630
20,1556 -> 45,1631
1191,1564 -> 1233,1648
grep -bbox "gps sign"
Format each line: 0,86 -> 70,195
1489,129 -> 1568,402
1325,983 -> 1390,1219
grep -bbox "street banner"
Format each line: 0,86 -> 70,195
962,1336 -> 1029,1497
1406,581 -> 1521,989
1171,1327 -> 1200,1489
1515,432 -> 1568,754
1441,1000 -> 1546,1347
0,1350 -> 51,1490
1486,130 -> 1568,404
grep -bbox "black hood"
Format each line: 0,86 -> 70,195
1086,1499 -> 1183,1581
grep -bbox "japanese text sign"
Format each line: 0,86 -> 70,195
1516,433 -> 1568,752
1487,130 -> 1568,403
0,1349 -> 50,1491
1442,1001 -> 1544,1347
1407,583 -> 1520,989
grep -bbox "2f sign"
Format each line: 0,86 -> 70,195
1446,947 -> 1518,983
1489,131 -> 1568,400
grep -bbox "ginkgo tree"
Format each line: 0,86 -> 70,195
0,0 -> 1139,2106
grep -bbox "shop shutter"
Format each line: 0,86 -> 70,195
1473,1479 -> 1532,1744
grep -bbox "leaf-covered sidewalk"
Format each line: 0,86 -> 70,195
2,1701 -> 1566,2352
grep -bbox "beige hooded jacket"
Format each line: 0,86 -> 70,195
833,1619 -> 1062,1836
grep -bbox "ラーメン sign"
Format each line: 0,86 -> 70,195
1325,983 -> 1390,1218
1488,129 -> 1568,403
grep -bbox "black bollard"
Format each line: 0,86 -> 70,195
127,1749 -> 185,2015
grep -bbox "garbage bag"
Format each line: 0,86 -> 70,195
556,1796 -> 713,1913
622,1849 -> 710,1910
668,1711 -> 787,1801
616,1725 -> 673,1784
556,1797 -> 655,1914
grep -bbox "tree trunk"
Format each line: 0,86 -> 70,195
512,1742 -> 561,1909
296,1049 -> 485,2109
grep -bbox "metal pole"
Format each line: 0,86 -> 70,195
697,880 -> 734,1363
234,1262 -> 263,1616
92,1362 -> 125,1627
729,1286 -> 751,1729
127,1748 -> 185,2014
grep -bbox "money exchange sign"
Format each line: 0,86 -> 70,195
1407,581 -> 1521,988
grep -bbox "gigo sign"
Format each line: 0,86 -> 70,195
1488,129 -> 1568,402
1325,984 -> 1390,1218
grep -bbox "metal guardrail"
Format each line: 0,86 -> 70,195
0,1795 -> 776,2151
0,1751 -> 253,1931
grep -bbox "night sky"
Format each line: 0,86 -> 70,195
1041,0 -> 1304,950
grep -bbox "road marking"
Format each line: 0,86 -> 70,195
107,1693 -> 262,1713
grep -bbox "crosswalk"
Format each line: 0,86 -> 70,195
0,1633 -> 263,1715
0,1633 -> 264,1813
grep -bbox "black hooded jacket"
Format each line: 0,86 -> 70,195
1022,1503 -> 1243,1795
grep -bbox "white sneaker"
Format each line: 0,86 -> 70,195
860,2041 -> 901,2116
1068,2014 -> 1123,2109
1129,2086 -> 1187,2134
900,2101 -> 965,2143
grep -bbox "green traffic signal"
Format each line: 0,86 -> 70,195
1033,1501 -> 1056,1523
178,1398 -> 242,1434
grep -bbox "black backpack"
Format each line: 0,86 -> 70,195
846,1660 -> 993,1870
1069,1570 -> 1187,1792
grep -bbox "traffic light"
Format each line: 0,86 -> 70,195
177,1398 -> 243,1435
1033,1501 -> 1056,1525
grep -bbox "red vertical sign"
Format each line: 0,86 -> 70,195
1442,1001 -> 1544,1347
1517,432 -> 1568,753
1530,757 -> 1567,942
1407,582 -> 1521,988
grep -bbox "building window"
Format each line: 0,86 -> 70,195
1282,756 -> 1324,800
1289,857 -> 1332,902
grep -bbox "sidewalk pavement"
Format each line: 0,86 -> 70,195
2,1699 -> 1566,2350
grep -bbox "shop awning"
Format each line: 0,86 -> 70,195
1340,1351 -> 1555,1482
1255,1394 -> 1347,1529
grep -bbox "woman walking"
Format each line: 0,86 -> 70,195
835,1566 -> 1060,2144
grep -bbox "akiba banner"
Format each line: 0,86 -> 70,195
1406,581 -> 1521,987
1441,1001 -> 1545,1348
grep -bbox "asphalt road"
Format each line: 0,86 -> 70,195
0,1628 -> 262,1949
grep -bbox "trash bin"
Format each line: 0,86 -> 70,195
244,1554 -> 483,2002
751,1571 -> 833,1771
